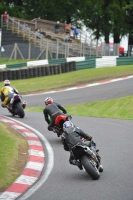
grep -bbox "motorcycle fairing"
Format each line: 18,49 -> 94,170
55,115 -> 67,125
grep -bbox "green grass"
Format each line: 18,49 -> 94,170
0,122 -> 28,192
0,65 -> 133,95
26,95 -> 133,120
65,95 -> 133,120
0,57 -> 28,65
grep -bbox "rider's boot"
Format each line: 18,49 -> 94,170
95,151 -> 103,172
70,159 -> 83,170
51,127 -> 61,137
98,164 -> 103,172
69,153 -> 83,170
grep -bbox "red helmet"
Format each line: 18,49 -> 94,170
45,97 -> 53,105
4,80 -> 10,86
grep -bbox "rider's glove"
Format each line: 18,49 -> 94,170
87,136 -> 92,141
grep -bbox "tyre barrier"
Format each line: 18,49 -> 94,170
0,61 -> 76,81
16,69 -> 22,79
12,69 -> 17,80
38,66 -> 42,77
41,66 -> 46,76
29,67 -> 33,78
61,63 -> 65,73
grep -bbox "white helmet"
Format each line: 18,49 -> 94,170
4,80 -> 10,86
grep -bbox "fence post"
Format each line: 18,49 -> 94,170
46,39 -> 48,59
80,43 -> 82,56
67,42 -> 69,57
28,43 -> 31,60
56,39 -> 59,59
14,43 -> 17,59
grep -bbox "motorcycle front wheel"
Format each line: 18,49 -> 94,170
15,103 -> 25,118
81,155 -> 100,180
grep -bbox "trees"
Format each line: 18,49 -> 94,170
109,0 -> 127,44
123,0 -> 133,48
1,0 -> 133,47
78,0 -> 128,44
0,0 -> 25,19
22,0 -> 81,23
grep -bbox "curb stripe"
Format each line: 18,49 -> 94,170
0,116 -> 45,200
28,155 -> 45,163
27,140 -> 42,146
29,145 -> 44,151
22,168 -> 41,177
25,162 -> 44,170
24,132 -> 38,137
7,183 -> 30,193
0,192 -> 20,199
23,75 -> 133,97
15,175 -> 38,185
29,149 -> 44,157
26,136 -> 40,141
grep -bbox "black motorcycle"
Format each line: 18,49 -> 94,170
7,94 -> 27,118
71,142 -> 103,180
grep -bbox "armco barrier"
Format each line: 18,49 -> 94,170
0,62 -> 76,81
49,58 -> 66,64
0,64 -> 6,69
27,59 -> 48,67
66,57 -> 85,62
76,59 -> 95,70
6,62 -> 27,69
117,57 -> 133,66
96,56 -> 117,68
85,56 -> 102,60
0,56 -> 104,70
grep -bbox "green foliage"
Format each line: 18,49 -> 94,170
1,0 -> 133,44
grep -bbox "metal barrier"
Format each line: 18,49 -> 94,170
76,59 -> 96,70
117,57 -> 133,66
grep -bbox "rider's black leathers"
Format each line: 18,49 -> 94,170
61,126 -> 93,150
43,102 -> 67,131
61,126 -> 96,166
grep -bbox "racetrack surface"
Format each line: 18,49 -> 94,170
24,77 -> 133,106
0,77 -> 133,200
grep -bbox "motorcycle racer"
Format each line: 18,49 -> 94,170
43,97 -> 67,135
61,121 -> 103,171
0,80 -> 18,108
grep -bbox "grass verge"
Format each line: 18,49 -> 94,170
26,95 -> 133,120
0,58 -> 28,65
0,122 -> 28,192
0,65 -> 132,95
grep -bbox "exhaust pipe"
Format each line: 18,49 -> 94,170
84,147 -> 97,159
22,101 -> 27,109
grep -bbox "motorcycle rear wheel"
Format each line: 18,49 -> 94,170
81,155 -> 100,180
15,103 -> 25,118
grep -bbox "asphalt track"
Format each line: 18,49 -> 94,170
0,77 -> 133,200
